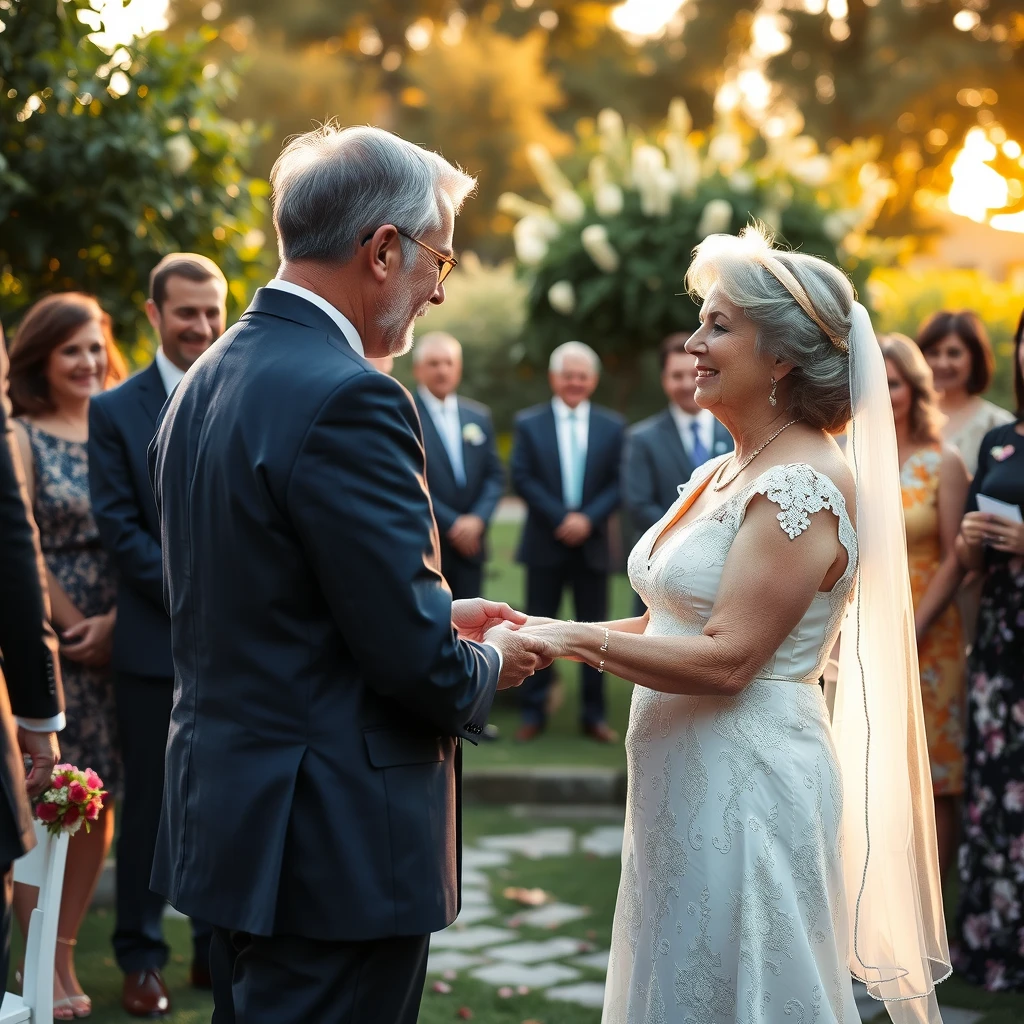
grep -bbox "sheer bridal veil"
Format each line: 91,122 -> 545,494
833,301 -> 952,1022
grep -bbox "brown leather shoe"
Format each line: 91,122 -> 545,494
514,723 -> 544,743
190,962 -> 213,990
122,969 -> 171,1017
583,722 -> 619,743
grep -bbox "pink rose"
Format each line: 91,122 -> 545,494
52,774 -> 69,790
85,798 -> 102,822
68,781 -> 88,804
35,802 -> 60,823
64,805 -> 80,827
84,769 -> 102,791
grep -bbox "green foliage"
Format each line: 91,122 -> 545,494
870,266 -> 1023,411
0,0 -> 269,363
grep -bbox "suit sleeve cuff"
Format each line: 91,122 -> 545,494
16,713 -> 66,733
483,641 -> 503,675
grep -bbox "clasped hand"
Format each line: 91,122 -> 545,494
451,598 -> 563,689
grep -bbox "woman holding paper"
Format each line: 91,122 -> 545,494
954,307 -> 1024,990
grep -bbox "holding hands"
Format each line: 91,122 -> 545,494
451,597 -> 556,689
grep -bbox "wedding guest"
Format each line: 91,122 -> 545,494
622,332 -> 731,612
8,293 -> 126,1020
88,254 -> 224,1016
954,307 -> 1024,991
413,332 -> 505,602
0,324 -> 63,999
510,341 -> 624,742
916,310 -> 1014,475
881,334 -> 969,878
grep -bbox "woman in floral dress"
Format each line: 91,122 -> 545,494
882,335 -> 970,878
8,293 -> 126,1019
955,308 -> 1024,990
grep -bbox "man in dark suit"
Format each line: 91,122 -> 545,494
622,332 -> 733,549
0,325 -> 63,989
149,125 -> 549,1024
412,331 -> 505,602
89,253 -> 225,1016
510,341 -> 625,743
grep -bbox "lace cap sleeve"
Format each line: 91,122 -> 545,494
749,463 -> 847,540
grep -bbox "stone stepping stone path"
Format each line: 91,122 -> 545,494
470,961 -> 581,988
478,826 -> 576,859
432,825 -> 985,1018
512,901 -> 591,928
485,937 -> 585,964
547,981 -> 607,1009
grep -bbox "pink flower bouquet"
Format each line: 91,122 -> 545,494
34,764 -> 106,836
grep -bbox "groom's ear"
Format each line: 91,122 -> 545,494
360,225 -> 403,285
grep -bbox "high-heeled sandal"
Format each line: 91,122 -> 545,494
55,937 -> 91,1019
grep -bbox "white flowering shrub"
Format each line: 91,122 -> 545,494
501,101 -> 892,368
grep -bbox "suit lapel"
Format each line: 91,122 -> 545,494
137,361 -> 168,429
540,404 -> 563,495
457,400 -> 480,488
658,409 -> 693,482
415,394 -> 459,489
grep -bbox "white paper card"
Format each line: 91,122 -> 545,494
977,494 -> 1024,523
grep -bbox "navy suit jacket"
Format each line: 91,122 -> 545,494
510,402 -> 625,573
89,361 -> 172,678
621,407 -> 733,544
413,392 -> 505,567
0,393 -> 63,864
148,287 -> 500,941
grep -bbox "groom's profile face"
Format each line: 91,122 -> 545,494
376,203 -> 455,358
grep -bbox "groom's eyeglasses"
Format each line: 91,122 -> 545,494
360,230 -> 458,285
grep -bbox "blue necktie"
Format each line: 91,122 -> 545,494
690,420 -> 710,467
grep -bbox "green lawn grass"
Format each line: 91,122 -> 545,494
470,521 -> 633,771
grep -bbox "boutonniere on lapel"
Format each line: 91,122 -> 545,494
991,444 -> 1016,462
462,422 -> 486,446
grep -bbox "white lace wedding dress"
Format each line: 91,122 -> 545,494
603,460 -> 862,1024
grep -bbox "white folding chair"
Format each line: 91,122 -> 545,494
0,821 -> 69,1024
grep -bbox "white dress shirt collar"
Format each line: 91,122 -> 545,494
264,279 -> 364,357
418,386 -> 459,418
154,346 -> 186,397
552,396 -> 590,422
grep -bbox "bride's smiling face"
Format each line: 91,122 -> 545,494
685,288 -> 774,416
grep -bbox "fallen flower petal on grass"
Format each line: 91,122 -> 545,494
503,886 -> 550,906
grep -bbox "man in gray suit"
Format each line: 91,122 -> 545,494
622,333 -> 732,561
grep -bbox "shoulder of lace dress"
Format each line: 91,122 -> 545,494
745,462 -> 850,541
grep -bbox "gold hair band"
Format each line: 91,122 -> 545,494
753,253 -> 849,354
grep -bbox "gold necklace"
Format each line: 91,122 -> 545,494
712,419 -> 801,491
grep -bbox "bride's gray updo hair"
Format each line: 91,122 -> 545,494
686,226 -> 854,433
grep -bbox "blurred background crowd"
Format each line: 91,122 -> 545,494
2,0 -> 1024,1019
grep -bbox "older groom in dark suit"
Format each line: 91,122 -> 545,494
623,332 -> 733,546
510,341 -> 624,743
149,125 -> 549,1024
88,254 -> 224,1016
0,326 -> 63,989
412,332 -> 505,602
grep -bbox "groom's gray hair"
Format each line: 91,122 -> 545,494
270,124 -> 476,264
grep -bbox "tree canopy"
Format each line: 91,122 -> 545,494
0,0 -> 267,360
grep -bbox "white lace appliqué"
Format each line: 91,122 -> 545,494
752,464 -> 846,540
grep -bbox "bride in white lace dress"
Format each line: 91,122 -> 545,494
522,230 -> 950,1024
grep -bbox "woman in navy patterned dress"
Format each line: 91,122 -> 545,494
9,293 -> 126,1018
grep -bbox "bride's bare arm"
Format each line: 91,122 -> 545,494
522,497 -> 842,697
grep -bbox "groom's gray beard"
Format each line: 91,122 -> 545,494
377,294 -> 423,358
